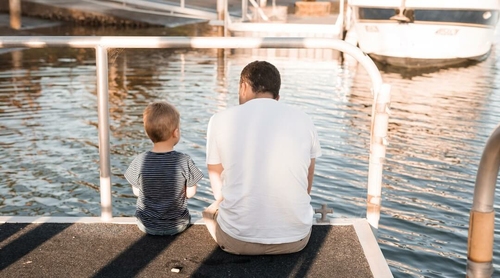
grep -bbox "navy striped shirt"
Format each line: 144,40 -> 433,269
124,150 -> 203,232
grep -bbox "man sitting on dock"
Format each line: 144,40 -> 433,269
203,60 -> 322,255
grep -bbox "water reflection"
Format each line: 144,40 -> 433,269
351,49 -> 500,276
1,33 -> 500,277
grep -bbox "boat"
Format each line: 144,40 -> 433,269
346,0 -> 500,68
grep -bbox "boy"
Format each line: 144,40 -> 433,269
125,101 -> 203,236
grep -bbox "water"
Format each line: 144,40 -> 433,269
1,25 -> 500,277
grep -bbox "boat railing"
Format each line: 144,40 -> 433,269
0,36 -> 390,229
467,124 -> 500,277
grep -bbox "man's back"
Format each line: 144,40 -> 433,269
206,98 -> 322,244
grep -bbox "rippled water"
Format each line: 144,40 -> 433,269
1,28 -> 500,277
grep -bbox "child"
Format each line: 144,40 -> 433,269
125,101 -> 203,236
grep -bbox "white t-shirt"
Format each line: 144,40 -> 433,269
206,98 -> 322,244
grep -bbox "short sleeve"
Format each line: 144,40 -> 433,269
206,115 -> 221,165
124,157 -> 141,188
184,156 -> 204,187
310,124 -> 322,159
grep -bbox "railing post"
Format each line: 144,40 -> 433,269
95,45 -> 112,222
9,0 -> 22,30
367,84 -> 391,230
467,124 -> 500,277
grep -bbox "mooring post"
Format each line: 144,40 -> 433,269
216,0 -> 226,37
95,45 -> 112,222
9,0 -> 22,30
466,124 -> 500,277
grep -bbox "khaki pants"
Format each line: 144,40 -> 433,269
202,200 -> 311,255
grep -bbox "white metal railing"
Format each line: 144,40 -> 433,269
0,36 -> 390,228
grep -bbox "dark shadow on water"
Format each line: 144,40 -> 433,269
374,59 -> 483,79
191,226 -> 331,278
0,223 -> 72,271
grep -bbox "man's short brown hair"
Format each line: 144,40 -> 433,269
143,101 -> 180,143
240,60 -> 281,99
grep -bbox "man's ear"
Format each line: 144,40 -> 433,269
276,95 -> 280,101
240,82 -> 248,97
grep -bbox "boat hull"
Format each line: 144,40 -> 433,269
348,0 -> 500,68
354,22 -> 495,67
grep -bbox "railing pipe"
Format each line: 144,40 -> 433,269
467,124 -> 500,277
0,36 -> 383,90
367,84 -> 391,230
0,36 -> 387,225
95,45 -> 112,221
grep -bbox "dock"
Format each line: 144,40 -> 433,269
0,0 -> 215,28
0,218 -> 389,277
0,0 -> 344,58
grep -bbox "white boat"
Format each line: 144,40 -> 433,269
346,0 -> 500,68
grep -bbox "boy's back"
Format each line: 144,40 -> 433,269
125,150 -> 202,232
124,101 -> 203,236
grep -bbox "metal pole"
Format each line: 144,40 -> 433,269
95,45 -> 112,222
9,0 -> 22,30
367,83 -> 391,230
466,124 -> 500,277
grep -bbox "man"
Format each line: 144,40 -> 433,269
203,60 -> 322,255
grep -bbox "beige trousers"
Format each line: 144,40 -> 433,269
202,200 -> 311,255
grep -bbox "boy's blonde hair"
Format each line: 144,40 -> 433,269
143,101 -> 180,143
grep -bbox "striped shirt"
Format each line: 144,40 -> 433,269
124,150 -> 203,232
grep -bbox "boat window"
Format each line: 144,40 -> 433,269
358,8 -> 394,20
358,7 -> 499,27
414,10 -> 498,26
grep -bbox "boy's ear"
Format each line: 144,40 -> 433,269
173,128 -> 180,138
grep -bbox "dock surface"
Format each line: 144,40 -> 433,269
1,223 -> 374,278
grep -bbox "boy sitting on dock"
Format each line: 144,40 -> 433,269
125,101 -> 203,236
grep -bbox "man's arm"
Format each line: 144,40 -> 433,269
207,163 -> 224,201
307,158 -> 316,194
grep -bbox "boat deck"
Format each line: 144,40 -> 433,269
0,218 -> 390,278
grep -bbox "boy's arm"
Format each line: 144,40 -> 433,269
184,156 -> 203,199
124,158 -> 141,197
207,163 -> 224,201
132,187 -> 140,196
186,185 -> 197,199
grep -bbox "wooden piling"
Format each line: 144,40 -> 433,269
9,0 -> 22,30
